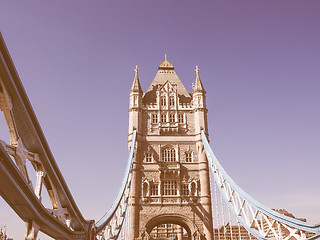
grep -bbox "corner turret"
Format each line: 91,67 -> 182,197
129,65 -> 143,109
192,66 -> 208,134
129,66 -> 143,136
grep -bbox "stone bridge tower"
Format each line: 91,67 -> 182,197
128,56 -> 213,240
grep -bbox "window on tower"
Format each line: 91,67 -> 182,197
142,182 -> 149,197
178,114 -> 184,123
169,114 -> 175,123
150,183 -> 159,196
162,147 -> 176,162
152,114 -> 158,124
161,97 -> 166,107
198,96 -> 201,105
181,184 -> 189,196
161,114 -> 167,123
162,180 -> 177,196
185,152 -> 193,163
133,96 -> 137,106
146,153 -> 153,163
169,96 -> 175,107
190,182 -> 197,196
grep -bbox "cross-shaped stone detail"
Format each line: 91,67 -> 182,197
195,65 -> 200,74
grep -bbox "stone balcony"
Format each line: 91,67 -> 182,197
159,122 -> 179,134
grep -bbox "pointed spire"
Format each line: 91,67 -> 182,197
193,65 -> 205,93
130,65 -> 143,93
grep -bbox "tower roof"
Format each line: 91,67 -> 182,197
130,65 -> 143,93
143,55 -> 191,104
193,65 -> 205,93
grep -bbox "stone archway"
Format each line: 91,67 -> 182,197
143,214 -> 200,239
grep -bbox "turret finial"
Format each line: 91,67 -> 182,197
195,65 -> 200,74
134,65 -> 139,73
165,54 -> 167,60
193,65 -> 205,93
130,65 -> 143,93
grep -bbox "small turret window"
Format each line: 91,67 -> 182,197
134,96 -> 138,106
198,96 -> 202,105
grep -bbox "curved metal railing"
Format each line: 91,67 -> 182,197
201,130 -> 320,240
95,130 -> 137,239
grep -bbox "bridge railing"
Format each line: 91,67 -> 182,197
201,130 -> 320,240
95,129 -> 137,239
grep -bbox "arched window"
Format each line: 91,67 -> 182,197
162,147 -> 176,162
190,181 -> 197,196
143,181 -> 149,197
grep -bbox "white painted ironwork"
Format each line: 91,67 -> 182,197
95,130 -> 137,239
201,130 -> 320,240
0,34 -> 92,240
0,79 -> 74,233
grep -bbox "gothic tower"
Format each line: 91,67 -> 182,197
128,56 -> 213,240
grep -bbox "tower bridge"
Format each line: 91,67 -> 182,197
0,34 -> 319,240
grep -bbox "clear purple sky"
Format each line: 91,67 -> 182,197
0,1 -> 319,239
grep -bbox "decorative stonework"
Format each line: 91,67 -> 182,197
128,56 -> 213,240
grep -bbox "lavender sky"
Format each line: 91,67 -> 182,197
0,1 -> 319,239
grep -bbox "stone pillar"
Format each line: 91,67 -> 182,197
197,141 -> 213,240
129,142 -> 140,240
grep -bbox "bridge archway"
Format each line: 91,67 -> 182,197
144,214 -> 199,239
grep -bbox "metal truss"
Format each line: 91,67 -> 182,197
95,130 -> 136,240
201,130 -> 320,240
0,34 -> 93,240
